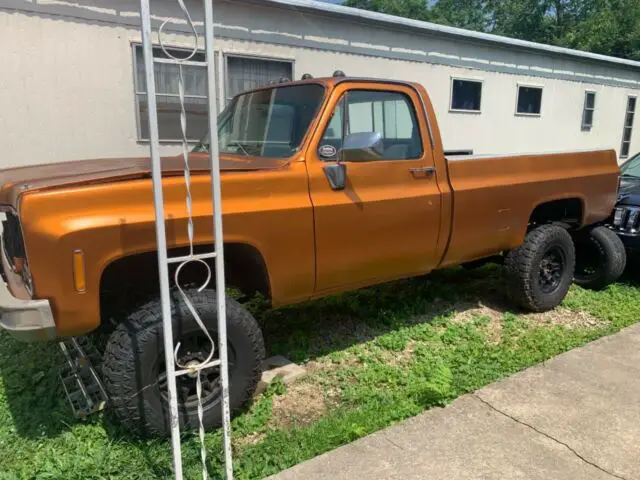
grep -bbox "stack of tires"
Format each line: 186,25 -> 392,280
505,224 -> 626,312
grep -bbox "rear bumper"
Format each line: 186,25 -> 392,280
0,277 -> 56,341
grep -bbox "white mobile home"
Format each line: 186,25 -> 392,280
1,0 -> 639,167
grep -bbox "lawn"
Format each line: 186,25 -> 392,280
1,264 -> 639,479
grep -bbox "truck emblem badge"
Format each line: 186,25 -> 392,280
319,144 -> 337,158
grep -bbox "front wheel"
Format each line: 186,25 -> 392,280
102,289 -> 265,438
506,225 -> 575,312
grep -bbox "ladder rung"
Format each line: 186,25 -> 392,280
174,359 -> 221,377
167,251 -> 217,264
153,57 -> 208,67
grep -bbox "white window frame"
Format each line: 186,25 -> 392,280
581,90 -> 596,131
131,42 -> 214,143
223,52 -> 295,103
621,95 -> 637,160
515,83 -> 544,117
449,76 -> 483,113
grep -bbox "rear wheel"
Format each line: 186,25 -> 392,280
574,226 -> 626,290
506,225 -> 575,312
102,289 -> 265,437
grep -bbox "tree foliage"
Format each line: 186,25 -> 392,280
344,0 -> 640,60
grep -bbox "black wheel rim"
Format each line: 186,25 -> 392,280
154,330 -> 237,409
575,237 -> 604,282
538,245 -> 566,293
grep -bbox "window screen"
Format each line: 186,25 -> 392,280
581,91 -> 596,131
450,79 -> 482,111
226,56 -> 293,100
319,90 -> 422,161
621,96 -> 637,159
133,45 -> 218,141
516,86 -> 543,115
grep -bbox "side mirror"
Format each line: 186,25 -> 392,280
340,132 -> 384,162
323,163 -> 347,191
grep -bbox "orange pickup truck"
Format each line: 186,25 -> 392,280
0,75 -> 623,436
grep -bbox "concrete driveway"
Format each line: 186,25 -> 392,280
270,324 -> 640,480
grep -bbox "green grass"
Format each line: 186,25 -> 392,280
1,265 -> 640,479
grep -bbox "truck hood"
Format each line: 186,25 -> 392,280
0,154 -> 288,207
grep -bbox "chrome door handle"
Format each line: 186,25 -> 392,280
409,166 -> 435,178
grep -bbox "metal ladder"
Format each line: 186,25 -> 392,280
139,1 -> 233,479
59,337 -> 108,418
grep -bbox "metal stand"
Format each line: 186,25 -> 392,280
139,1 -> 233,479
59,337 -> 108,418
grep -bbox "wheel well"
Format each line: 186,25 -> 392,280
529,198 -> 583,228
99,243 -> 271,322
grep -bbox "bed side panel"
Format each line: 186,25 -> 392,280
441,149 -> 619,267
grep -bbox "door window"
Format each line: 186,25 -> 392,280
318,90 -> 422,161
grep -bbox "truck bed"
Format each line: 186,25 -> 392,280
440,149 -> 620,267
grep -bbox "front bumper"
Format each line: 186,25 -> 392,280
0,277 -> 56,341
0,224 -> 56,342
617,231 -> 640,253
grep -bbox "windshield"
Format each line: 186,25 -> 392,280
194,83 -> 324,158
621,152 -> 640,178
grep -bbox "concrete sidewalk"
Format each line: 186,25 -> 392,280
270,324 -> 640,480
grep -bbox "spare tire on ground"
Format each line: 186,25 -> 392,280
573,225 -> 626,290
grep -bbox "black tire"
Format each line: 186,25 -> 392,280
505,225 -> 575,312
574,226 -> 626,290
102,289 -> 265,437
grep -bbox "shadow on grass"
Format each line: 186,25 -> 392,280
0,264 -> 510,444
259,265 -> 513,363
259,252 -> 640,365
0,333 -> 87,438
619,254 -> 640,286
0,332 -> 175,475
100,411 -> 174,479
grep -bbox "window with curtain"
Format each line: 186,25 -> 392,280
450,78 -> 482,112
516,85 -> 543,115
226,56 -> 293,101
133,44 -> 220,141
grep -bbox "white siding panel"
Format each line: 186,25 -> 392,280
0,10 -> 189,167
0,3 -> 639,168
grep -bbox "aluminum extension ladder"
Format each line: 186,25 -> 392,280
139,1 -> 233,478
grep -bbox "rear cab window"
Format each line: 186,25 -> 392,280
318,89 -> 423,162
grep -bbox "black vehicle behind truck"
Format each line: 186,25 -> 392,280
608,152 -> 640,254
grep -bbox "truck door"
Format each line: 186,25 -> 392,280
307,81 -> 443,295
